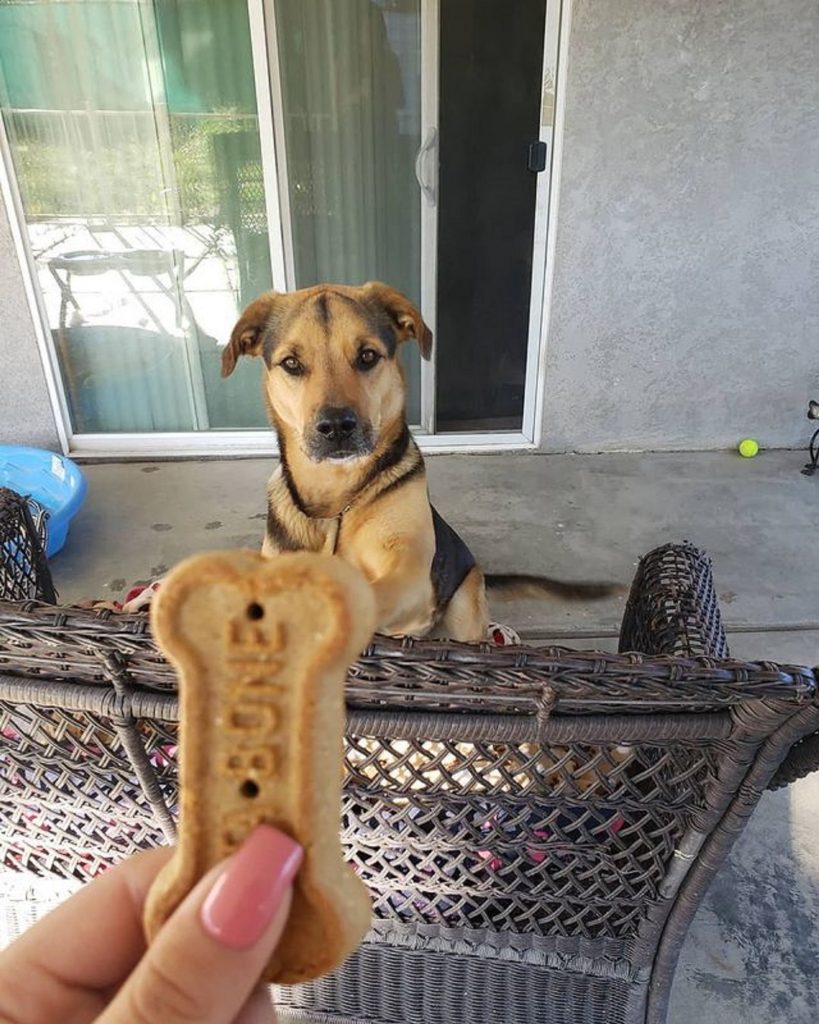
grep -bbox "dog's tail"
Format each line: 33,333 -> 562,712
484,573 -> 625,601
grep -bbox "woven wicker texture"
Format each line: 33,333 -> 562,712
276,941 -> 637,1024
1,542 -> 818,1023
768,729 -> 819,790
0,489 -> 56,604
342,736 -> 718,939
619,541 -> 728,658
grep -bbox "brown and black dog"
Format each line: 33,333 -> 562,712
222,282 -> 618,641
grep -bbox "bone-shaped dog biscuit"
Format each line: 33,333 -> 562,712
143,550 -> 376,984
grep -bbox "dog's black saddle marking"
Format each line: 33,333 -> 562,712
430,506 -> 476,614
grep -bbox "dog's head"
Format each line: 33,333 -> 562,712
222,283 -> 431,462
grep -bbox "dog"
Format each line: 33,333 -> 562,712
221,282 -> 619,642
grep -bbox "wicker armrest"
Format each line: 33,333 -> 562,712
618,542 -> 819,788
0,488 -> 57,604
618,541 -> 729,659
769,726 -> 819,789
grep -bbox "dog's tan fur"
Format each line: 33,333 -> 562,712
222,282 -> 616,641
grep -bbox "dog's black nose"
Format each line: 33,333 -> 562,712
315,406 -> 358,441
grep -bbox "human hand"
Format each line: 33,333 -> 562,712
0,825 -> 302,1024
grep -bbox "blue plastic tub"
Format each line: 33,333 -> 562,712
0,446 -> 87,556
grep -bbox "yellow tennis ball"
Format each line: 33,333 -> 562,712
738,438 -> 759,458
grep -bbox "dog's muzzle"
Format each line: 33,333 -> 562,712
308,406 -> 373,461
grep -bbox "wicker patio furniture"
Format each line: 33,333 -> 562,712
0,542 -> 817,1024
0,488 -> 56,605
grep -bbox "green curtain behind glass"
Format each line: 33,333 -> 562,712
275,0 -> 423,422
0,1 -> 259,125
0,1 -> 152,110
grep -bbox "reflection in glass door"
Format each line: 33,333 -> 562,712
0,0 -> 274,433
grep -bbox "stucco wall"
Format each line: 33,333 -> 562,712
0,192 -> 59,451
541,0 -> 819,451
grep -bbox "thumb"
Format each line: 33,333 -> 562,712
99,826 -> 302,1024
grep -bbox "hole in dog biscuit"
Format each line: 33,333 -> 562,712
247,602 -> 264,620
240,779 -> 260,799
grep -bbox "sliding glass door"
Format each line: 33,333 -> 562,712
0,0 -> 555,451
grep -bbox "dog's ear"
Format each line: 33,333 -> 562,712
221,292 -> 283,378
360,282 -> 433,361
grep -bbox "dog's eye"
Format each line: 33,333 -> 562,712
356,348 -> 381,370
280,356 -> 304,376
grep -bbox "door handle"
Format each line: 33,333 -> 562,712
414,127 -> 438,206
527,140 -> 548,173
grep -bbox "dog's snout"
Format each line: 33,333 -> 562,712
308,405 -> 372,461
315,406 -> 358,441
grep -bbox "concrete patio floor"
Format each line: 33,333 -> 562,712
54,448 -> 819,664
7,450 -> 819,1020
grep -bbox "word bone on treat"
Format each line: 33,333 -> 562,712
143,549 -> 376,984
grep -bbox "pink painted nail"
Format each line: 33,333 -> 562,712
201,825 -> 303,950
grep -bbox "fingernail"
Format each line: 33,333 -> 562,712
201,825 -> 303,950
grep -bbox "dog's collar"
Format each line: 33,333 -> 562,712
325,502 -> 353,556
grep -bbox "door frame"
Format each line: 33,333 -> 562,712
248,0 -> 291,294
418,0 -> 440,436
0,0 -> 569,459
522,0 -> 565,444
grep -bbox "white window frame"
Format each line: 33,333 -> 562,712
0,0 -> 569,460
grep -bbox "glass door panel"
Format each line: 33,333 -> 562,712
435,0 -> 547,432
273,0 -> 423,424
0,0 -> 274,433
